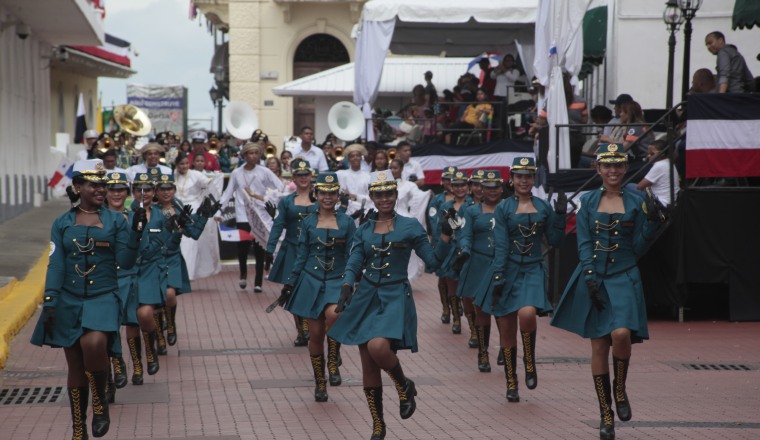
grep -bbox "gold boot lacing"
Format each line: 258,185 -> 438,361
522,332 -> 535,374
594,376 -> 614,427
615,360 -> 627,403
478,329 -> 489,364
112,357 -> 123,376
86,372 -> 104,417
327,340 -> 339,376
128,337 -> 143,375
310,355 -> 326,392
364,389 -> 384,435
505,348 -> 517,391
143,333 -> 155,363
70,388 -> 86,440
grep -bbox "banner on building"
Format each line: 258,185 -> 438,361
126,84 -> 188,138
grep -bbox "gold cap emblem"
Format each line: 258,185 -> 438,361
477,170 -> 485,176
520,158 -> 529,166
112,173 -> 121,179
456,172 -> 464,178
150,168 -> 158,175
377,171 -> 387,181
95,162 -> 104,170
608,144 -> 619,152
325,175 -> 334,183
161,175 -> 169,181
487,172 -> 495,179
139,174 -> 148,181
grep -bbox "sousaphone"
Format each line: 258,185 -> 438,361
114,104 -> 152,137
224,101 -> 259,140
328,101 -> 364,142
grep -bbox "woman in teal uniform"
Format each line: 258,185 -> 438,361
329,171 -> 453,440
427,166 -> 456,324
454,170 -> 503,372
155,171 -> 213,352
478,157 -> 566,402
31,159 -> 144,439
275,172 -> 356,401
104,171 -> 133,398
266,158 -> 316,347
436,171 -> 473,340
551,143 -> 664,440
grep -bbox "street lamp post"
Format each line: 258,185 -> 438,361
209,86 -> 222,136
678,0 -> 702,101
663,1 -> 684,109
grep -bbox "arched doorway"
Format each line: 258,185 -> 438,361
293,34 -> 349,134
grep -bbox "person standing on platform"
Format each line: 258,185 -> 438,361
329,171 -> 454,440
551,143 -> 666,440
275,172 -> 356,401
266,159 -> 316,347
705,31 -> 755,93
427,166 -> 457,325
215,142 -> 282,292
31,159 -> 144,439
477,157 -> 566,402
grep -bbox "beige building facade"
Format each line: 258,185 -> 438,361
195,0 -> 363,147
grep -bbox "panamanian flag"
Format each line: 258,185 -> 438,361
48,158 -> 74,189
74,93 -> 87,144
218,224 -> 254,242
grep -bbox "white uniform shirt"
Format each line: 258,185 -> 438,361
126,163 -> 172,182
217,165 -> 282,223
336,168 -> 371,204
401,159 -> 425,183
292,145 -> 329,172
643,159 -> 680,206
491,68 -> 520,97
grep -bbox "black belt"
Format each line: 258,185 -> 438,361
63,289 -> 115,299
507,258 -> 544,267
361,277 -> 407,288
596,263 -> 637,279
472,248 -> 494,258
303,268 -> 345,282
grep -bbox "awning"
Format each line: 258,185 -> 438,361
583,6 -> 607,63
733,0 -> 760,30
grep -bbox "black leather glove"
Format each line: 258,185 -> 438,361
408,174 -> 418,182
359,209 -> 377,225
164,214 -> 181,233
339,192 -> 350,208
350,208 -> 365,220
643,188 -> 667,223
265,201 -> 277,219
265,252 -> 274,268
42,306 -> 56,336
554,190 -> 568,215
265,284 -> 293,313
586,278 -> 605,312
335,283 -> 354,313
441,218 -> 454,236
197,196 -> 220,218
132,207 -> 147,232
177,205 -> 193,228
491,280 -> 505,308
452,251 -> 470,273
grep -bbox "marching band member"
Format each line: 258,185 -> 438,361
276,172 -> 356,401
551,144 -> 665,439
31,159 -> 144,439
214,142 -> 282,292
174,153 -> 223,280
125,143 -> 172,182
329,171 -> 454,440
477,157 -> 565,402
265,159 -> 316,347
427,166 -> 457,325
336,144 -> 373,215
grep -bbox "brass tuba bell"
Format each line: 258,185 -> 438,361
265,144 -> 277,158
387,147 -> 397,161
114,104 -> 152,137
334,146 -> 344,161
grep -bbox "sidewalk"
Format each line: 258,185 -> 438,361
1,255 -> 759,439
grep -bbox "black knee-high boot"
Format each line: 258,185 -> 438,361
104,369 -> 115,404
309,354 -> 328,402
477,325 -> 491,372
153,314 -> 167,355
593,373 -> 616,439
127,335 -> 143,385
86,371 -> 110,438
613,357 -> 632,421
67,386 -> 89,440
166,305 -> 177,346
293,315 -> 308,347
383,361 -> 417,419
327,337 -> 342,386
363,387 -> 386,440
467,312 -> 478,348
143,331 -> 159,375
112,355 -> 127,389
503,347 -> 519,402
437,277 -> 450,324
450,296 -> 461,334
521,330 -> 537,390
495,318 -> 505,366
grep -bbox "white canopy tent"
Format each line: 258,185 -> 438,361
352,0 -> 539,139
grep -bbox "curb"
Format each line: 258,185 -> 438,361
0,251 -> 48,369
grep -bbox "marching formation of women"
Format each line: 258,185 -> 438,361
33,129 -> 667,440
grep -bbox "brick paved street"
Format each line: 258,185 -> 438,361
1,266 -> 759,440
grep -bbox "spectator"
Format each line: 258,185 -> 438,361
599,101 -> 652,160
179,140 -> 192,155
280,150 -> 293,174
604,93 -> 634,136
266,156 -> 290,191
634,140 -> 680,206
424,71 -> 437,100
577,106 -> 614,168
446,88 -> 493,144
397,141 -> 426,187
478,58 -> 496,98
491,54 -> 521,136
690,68 -> 718,94
372,149 -> 390,172
563,72 -> 589,167
292,126 -> 329,172
705,31 -> 755,93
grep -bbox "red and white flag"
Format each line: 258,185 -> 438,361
48,158 -> 74,189
218,224 -> 254,242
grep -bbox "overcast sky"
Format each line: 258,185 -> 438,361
98,0 -> 216,131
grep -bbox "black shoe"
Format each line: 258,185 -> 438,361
112,356 -> 128,389
468,335 -> 479,348
127,336 -> 143,385
293,335 -> 308,347
441,313 -> 450,324
327,337 -> 342,386
67,386 -> 89,440
143,331 -> 159,375
153,315 -> 168,356
497,348 -> 505,365
167,332 -> 177,346
310,354 -> 328,402
105,371 -> 115,404
239,279 -> 247,289
504,347 -> 520,403
522,331 -> 538,390
477,325 -> 491,373
398,379 -> 417,419
613,356 -> 632,422
87,371 -> 110,438
166,306 -> 177,346
254,285 -> 263,292
452,322 -> 461,334
594,373 -> 616,440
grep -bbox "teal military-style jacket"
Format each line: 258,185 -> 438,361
266,193 -> 316,284
132,205 -> 172,307
436,197 -> 473,280
551,189 -> 658,342
455,203 -> 496,299
284,211 -> 356,319
164,210 -> 208,294
328,214 -> 450,352
31,208 -> 141,348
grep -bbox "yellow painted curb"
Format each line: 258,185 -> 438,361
0,278 -> 18,302
0,251 -> 49,369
